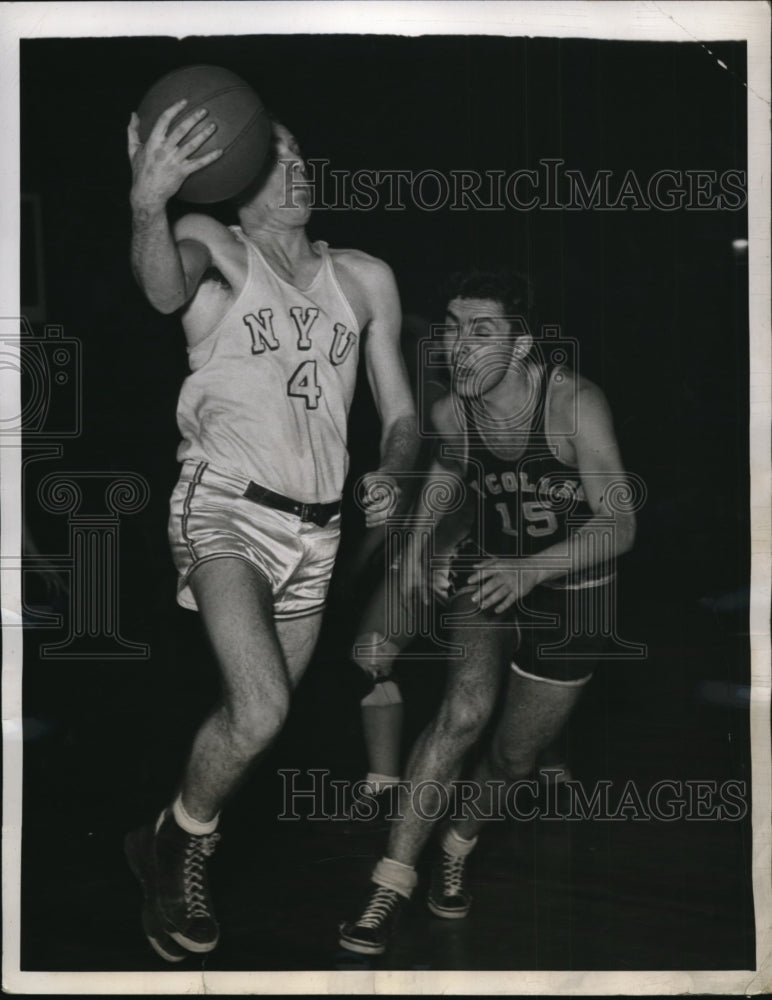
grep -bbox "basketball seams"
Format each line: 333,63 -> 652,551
168,87 -> 259,133
139,83 -> 260,140
170,94 -> 267,191
215,108 -> 268,158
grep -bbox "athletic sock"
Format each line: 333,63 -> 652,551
364,771 -> 401,794
441,825 -> 478,858
371,856 -> 418,899
166,794 -> 220,836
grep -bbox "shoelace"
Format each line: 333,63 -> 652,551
182,832 -> 221,918
357,886 -> 400,928
439,852 -> 466,896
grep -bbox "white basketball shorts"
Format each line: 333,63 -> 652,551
168,460 -> 341,620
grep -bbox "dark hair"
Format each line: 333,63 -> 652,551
442,269 -> 535,331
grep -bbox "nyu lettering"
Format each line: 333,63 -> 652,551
243,308 -> 357,365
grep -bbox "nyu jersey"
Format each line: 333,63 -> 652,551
465,367 -> 612,588
176,228 -> 361,503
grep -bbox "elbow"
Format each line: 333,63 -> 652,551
142,282 -> 187,315
153,295 -> 184,316
381,411 -> 420,450
131,264 -> 190,315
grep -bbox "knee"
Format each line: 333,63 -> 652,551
434,696 -> 492,748
351,631 -> 400,675
487,739 -> 537,782
226,690 -> 290,759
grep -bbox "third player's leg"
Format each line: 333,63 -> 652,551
353,575 -> 408,784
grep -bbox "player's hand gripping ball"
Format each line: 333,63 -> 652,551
135,65 -> 271,203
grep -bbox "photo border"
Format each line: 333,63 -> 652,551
1,2 -> 769,994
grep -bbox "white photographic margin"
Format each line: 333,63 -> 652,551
1,1 -> 769,995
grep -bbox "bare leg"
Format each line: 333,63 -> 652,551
179,558 -> 322,821
453,671 -> 584,840
276,613 -> 325,688
125,558 -> 323,959
338,607 -> 513,954
385,622 -> 512,866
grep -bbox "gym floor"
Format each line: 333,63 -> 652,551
19,572 -> 754,973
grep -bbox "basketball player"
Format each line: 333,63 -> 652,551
123,100 -> 418,960
339,269 -> 636,954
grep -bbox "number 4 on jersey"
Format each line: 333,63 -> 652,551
287,360 -> 322,410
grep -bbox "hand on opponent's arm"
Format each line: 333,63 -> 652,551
127,101 -> 223,314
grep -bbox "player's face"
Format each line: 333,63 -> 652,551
274,124 -> 311,210
245,123 -> 311,222
443,297 -> 517,397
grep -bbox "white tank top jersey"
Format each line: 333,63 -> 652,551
176,227 -> 362,504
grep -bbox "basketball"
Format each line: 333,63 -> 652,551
137,65 -> 272,204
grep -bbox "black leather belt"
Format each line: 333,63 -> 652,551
243,481 -> 341,527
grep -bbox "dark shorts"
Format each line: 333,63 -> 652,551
446,536 -> 613,685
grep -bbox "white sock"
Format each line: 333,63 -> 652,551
364,771 -> 401,794
371,856 -> 417,899
168,794 -> 220,836
441,826 -> 478,858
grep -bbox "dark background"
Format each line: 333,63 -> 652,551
18,35 -> 752,972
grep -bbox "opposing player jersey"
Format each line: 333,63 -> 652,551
464,366 -> 613,589
176,227 -> 361,503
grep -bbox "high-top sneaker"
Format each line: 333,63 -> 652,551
125,808 -> 221,955
427,846 -> 472,918
338,884 -> 407,955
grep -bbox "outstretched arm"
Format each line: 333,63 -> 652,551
127,101 -> 223,314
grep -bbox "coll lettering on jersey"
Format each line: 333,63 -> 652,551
242,308 -> 357,366
476,468 -> 587,505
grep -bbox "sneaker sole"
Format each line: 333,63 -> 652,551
427,898 -> 471,919
337,933 -> 386,956
124,829 -> 219,957
168,929 -> 220,954
141,904 -> 187,963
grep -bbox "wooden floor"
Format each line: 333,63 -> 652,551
20,797 -> 753,973
18,585 -> 755,972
